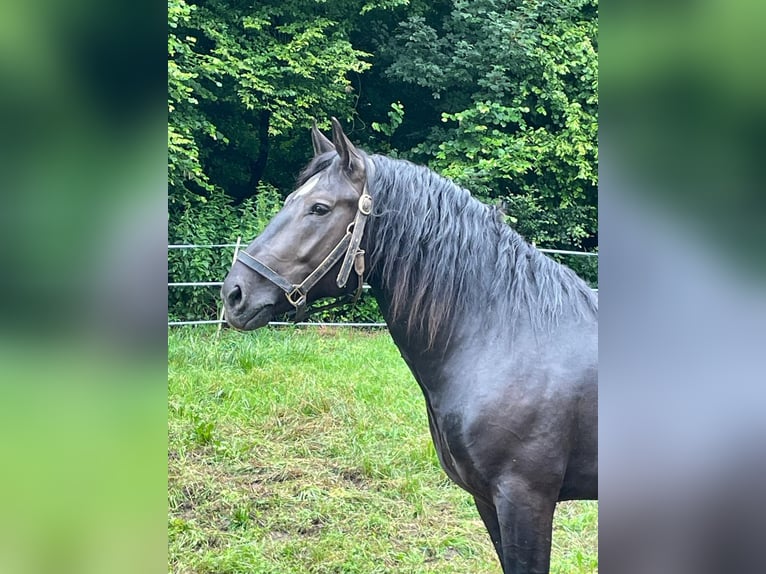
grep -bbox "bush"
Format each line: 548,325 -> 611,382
168,184 -> 282,322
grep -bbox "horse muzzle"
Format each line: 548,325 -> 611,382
221,269 -> 285,330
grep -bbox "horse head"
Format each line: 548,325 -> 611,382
222,118 -> 371,329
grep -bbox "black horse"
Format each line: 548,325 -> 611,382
222,119 -> 597,573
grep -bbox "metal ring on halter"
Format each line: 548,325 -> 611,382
286,287 -> 307,309
358,193 -> 372,215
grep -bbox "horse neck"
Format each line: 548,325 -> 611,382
360,155 -> 596,361
361,158 -> 500,356
365,271 -> 488,363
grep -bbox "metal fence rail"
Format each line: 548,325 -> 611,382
169,242 -> 598,327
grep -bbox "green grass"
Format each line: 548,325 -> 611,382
168,327 -> 597,573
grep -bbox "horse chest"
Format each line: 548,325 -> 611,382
414,380 -> 489,495
422,405 -> 477,494
394,349 -> 483,491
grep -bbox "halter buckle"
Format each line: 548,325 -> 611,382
354,249 -> 365,276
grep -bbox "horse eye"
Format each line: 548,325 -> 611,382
310,204 -> 330,216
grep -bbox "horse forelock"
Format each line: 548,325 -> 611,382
364,155 -> 598,348
296,152 -> 336,187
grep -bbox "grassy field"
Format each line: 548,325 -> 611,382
168,327 -> 597,573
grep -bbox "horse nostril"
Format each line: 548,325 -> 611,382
226,284 -> 243,308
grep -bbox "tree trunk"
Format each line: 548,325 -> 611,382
248,110 -> 271,194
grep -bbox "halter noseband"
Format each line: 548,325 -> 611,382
235,170 -> 373,322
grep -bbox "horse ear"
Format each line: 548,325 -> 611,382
330,117 -> 365,180
311,120 -> 335,156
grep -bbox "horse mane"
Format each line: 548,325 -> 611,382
297,151 -> 597,347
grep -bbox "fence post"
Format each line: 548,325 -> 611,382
216,236 -> 241,339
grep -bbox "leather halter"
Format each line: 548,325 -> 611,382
235,169 -> 373,322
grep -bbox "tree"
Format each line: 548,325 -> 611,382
168,0 -> 372,201
377,0 -> 598,249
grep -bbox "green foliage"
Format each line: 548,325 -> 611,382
168,183 -> 283,321
382,0 -> 598,249
168,0 -> 373,199
168,0 -> 217,192
311,291 -> 384,324
371,102 -> 405,142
